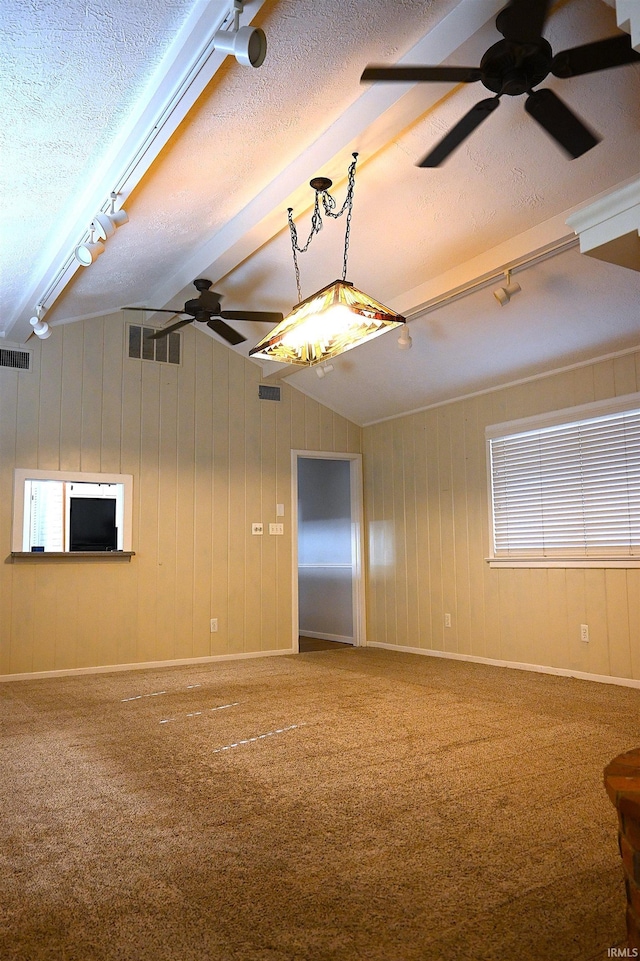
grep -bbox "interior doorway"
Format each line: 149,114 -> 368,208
291,451 -> 366,652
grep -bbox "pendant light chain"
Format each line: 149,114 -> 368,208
287,152 -> 359,303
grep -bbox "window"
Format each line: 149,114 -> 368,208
12,469 -> 133,554
486,394 -> 640,568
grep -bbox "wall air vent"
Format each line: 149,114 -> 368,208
258,384 -> 281,401
0,347 -> 31,371
127,325 -> 181,365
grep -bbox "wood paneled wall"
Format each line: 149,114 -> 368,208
0,313 -> 361,677
363,350 -> 640,681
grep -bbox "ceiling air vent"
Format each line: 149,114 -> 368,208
127,325 -> 181,365
258,384 -> 281,401
0,347 -> 31,371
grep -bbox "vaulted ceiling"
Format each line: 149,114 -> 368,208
2,0 -> 639,425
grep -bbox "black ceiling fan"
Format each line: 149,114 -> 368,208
122,279 -> 283,344
361,0 -> 640,166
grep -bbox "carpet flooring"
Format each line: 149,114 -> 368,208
1,647 -> 639,961
298,637 -> 351,652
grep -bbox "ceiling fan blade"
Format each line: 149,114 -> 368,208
361,65 -> 482,84
121,306 -> 186,314
418,97 -> 500,167
207,319 -> 247,346
552,34 -> 640,78
525,88 -> 599,158
149,318 -> 193,339
219,310 -> 284,324
495,0 -> 551,43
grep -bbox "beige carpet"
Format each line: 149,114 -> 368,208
1,647 -> 637,961
298,636 -> 351,652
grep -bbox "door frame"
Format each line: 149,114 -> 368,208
291,450 -> 366,652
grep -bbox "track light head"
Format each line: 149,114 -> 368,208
316,363 -> 334,379
74,225 -> 105,266
214,24 -> 267,67
397,325 -> 412,350
493,271 -> 521,306
93,209 -> 128,241
93,193 -> 128,240
29,316 -> 51,339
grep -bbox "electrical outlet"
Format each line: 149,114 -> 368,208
269,523 -> 284,535
251,523 -> 263,535
210,618 -> 218,633
580,623 -> 589,643
444,613 -> 451,628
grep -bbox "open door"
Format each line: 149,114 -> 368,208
292,451 -> 366,651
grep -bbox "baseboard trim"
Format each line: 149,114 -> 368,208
367,641 -> 640,690
0,648 -> 294,683
5,643 -> 638,689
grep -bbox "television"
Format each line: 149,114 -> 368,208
69,497 -> 117,552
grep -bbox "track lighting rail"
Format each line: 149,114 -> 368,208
404,235 -> 579,321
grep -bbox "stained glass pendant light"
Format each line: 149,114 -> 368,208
249,153 -> 405,367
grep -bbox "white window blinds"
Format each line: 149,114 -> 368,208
488,404 -> 640,558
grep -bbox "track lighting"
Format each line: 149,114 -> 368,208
30,318 -> 51,339
316,363 -> 334,379
214,0 -> 267,67
74,193 -> 127,265
397,326 -> 412,350
29,306 -> 51,339
74,226 -> 105,266
493,270 -> 521,306
93,192 -> 129,240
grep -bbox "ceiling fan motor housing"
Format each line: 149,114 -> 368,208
480,39 -> 552,95
186,279 -> 222,316
184,298 -> 204,316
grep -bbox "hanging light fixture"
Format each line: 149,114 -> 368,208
249,153 -> 405,367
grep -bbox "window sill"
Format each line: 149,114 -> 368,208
486,556 -> 640,569
10,551 -> 135,560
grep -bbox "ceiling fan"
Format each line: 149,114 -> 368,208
122,279 -> 283,344
361,0 -> 640,166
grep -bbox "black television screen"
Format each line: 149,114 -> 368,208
69,498 -> 117,551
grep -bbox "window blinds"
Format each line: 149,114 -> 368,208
489,407 -> 640,557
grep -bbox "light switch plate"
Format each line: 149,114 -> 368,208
269,523 -> 284,535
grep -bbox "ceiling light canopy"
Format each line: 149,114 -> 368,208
250,153 -> 405,367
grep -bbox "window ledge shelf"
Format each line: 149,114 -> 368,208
10,551 -> 135,560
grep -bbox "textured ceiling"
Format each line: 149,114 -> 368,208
1,0 -> 639,425
0,0 -> 200,311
